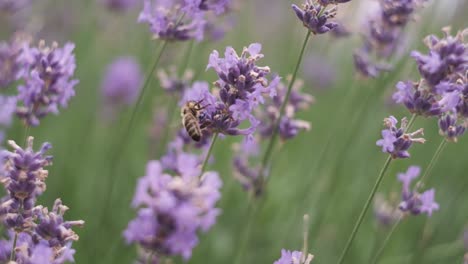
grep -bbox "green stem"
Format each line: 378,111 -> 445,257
255,30 -> 312,195
9,232 -> 18,261
418,138 -> 447,187
336,155 -> 393,264
233,202 -> 258,264
405,114 -> 417,133
199,132 -> 219,177
371,216 -> 403,264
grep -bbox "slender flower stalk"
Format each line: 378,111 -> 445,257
336,114 -> 418,264
417,138 -> 447,186
199,132 -> 219,177
370,216 -> 402,264
336,155 -> 393,264
254,30 -> 311,196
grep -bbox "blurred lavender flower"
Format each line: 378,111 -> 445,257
302,53 -> 336,89
331,22 -> 351,38
16,40 -> 79,126
124,160 -> 222,261
0,39 -> 22,88
354,0 -> 425,78
232,137 -> 261,191
101,57 -> 143,119
397,165 -> 439,216
376,116 -> 425,159
0,95 -> 17,127
373,194 -> 402,227
0,0 -> 31,13
157,66 -> 193,95
291,1 -> 343,35
101,0 -> 138,12
138,0 -> 206,42
184,0 -> 231,15
257,78 -> 314,140
274,249 -> 314,264
353,51 -> 391,78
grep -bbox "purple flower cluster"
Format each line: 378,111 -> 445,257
124,160 -> 222,260
0,0 -> 31,13
0,96 -> 17,134
376,116 -> 425,159
0,137 -> 83,263
15,40 -> 79,126
273,249 -> 314,264
0,38 -> 23,88
397,166 -> 439,216
101,0 -> 138,12
354,0 -> 425,78
257,78 -> 314,140
291,0 -> 350,35
232,79 -> 313,193
393,28 -> 468,142
181,44 -> 280,139
101,56 -> 143,119
138,0 -> 231,42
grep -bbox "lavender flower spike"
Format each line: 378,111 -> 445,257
292,1 -> 341,35
376,116 -> 425,159
124,160 -> 222,260
0,137 -> 52,231
0,95 -> 17,127
397,165 -> 440,217
16,40 -> 79,126
138,0 -> 206,42
101,57 -> 143,119
274,249 -> 314,264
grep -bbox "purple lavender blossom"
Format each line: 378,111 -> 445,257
397,165 -> 439,216
0,137 -> 52,230
196,43 -> 280,138
376,116 -> 425,159
232,137 -> 261,191
101,57 -> 142,118
273,249 -> 314,264
258,78 -> 314,140
291,1 -> 339,35
0,95 -> 17,127
101,0 -> 138,12
32,199 -> 84,252
124,160 -> 222,260
438,113 -> 466,142
353,51 -> 392,78
0,40 -> 22,88
411,28 -> 467,87
0,137 -> 83,263
157,66 -> 193,95
392,81 -> 442,117
354,0 -> 425,77
16,40 -> 79,126
138,0 -> 206,42
0,0 -> 31,13
184,0 -> 231,15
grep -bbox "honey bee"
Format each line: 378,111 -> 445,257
181,100 -> 205,142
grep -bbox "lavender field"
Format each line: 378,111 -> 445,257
1,0 -> 467,263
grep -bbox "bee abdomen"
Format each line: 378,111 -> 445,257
183,115 -> 202,142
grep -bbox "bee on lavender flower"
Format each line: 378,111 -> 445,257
181,100 -> 206,142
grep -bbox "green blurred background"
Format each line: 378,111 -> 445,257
2,0 -> 468,263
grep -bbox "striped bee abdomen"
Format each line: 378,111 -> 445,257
183,113 -> 202,142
